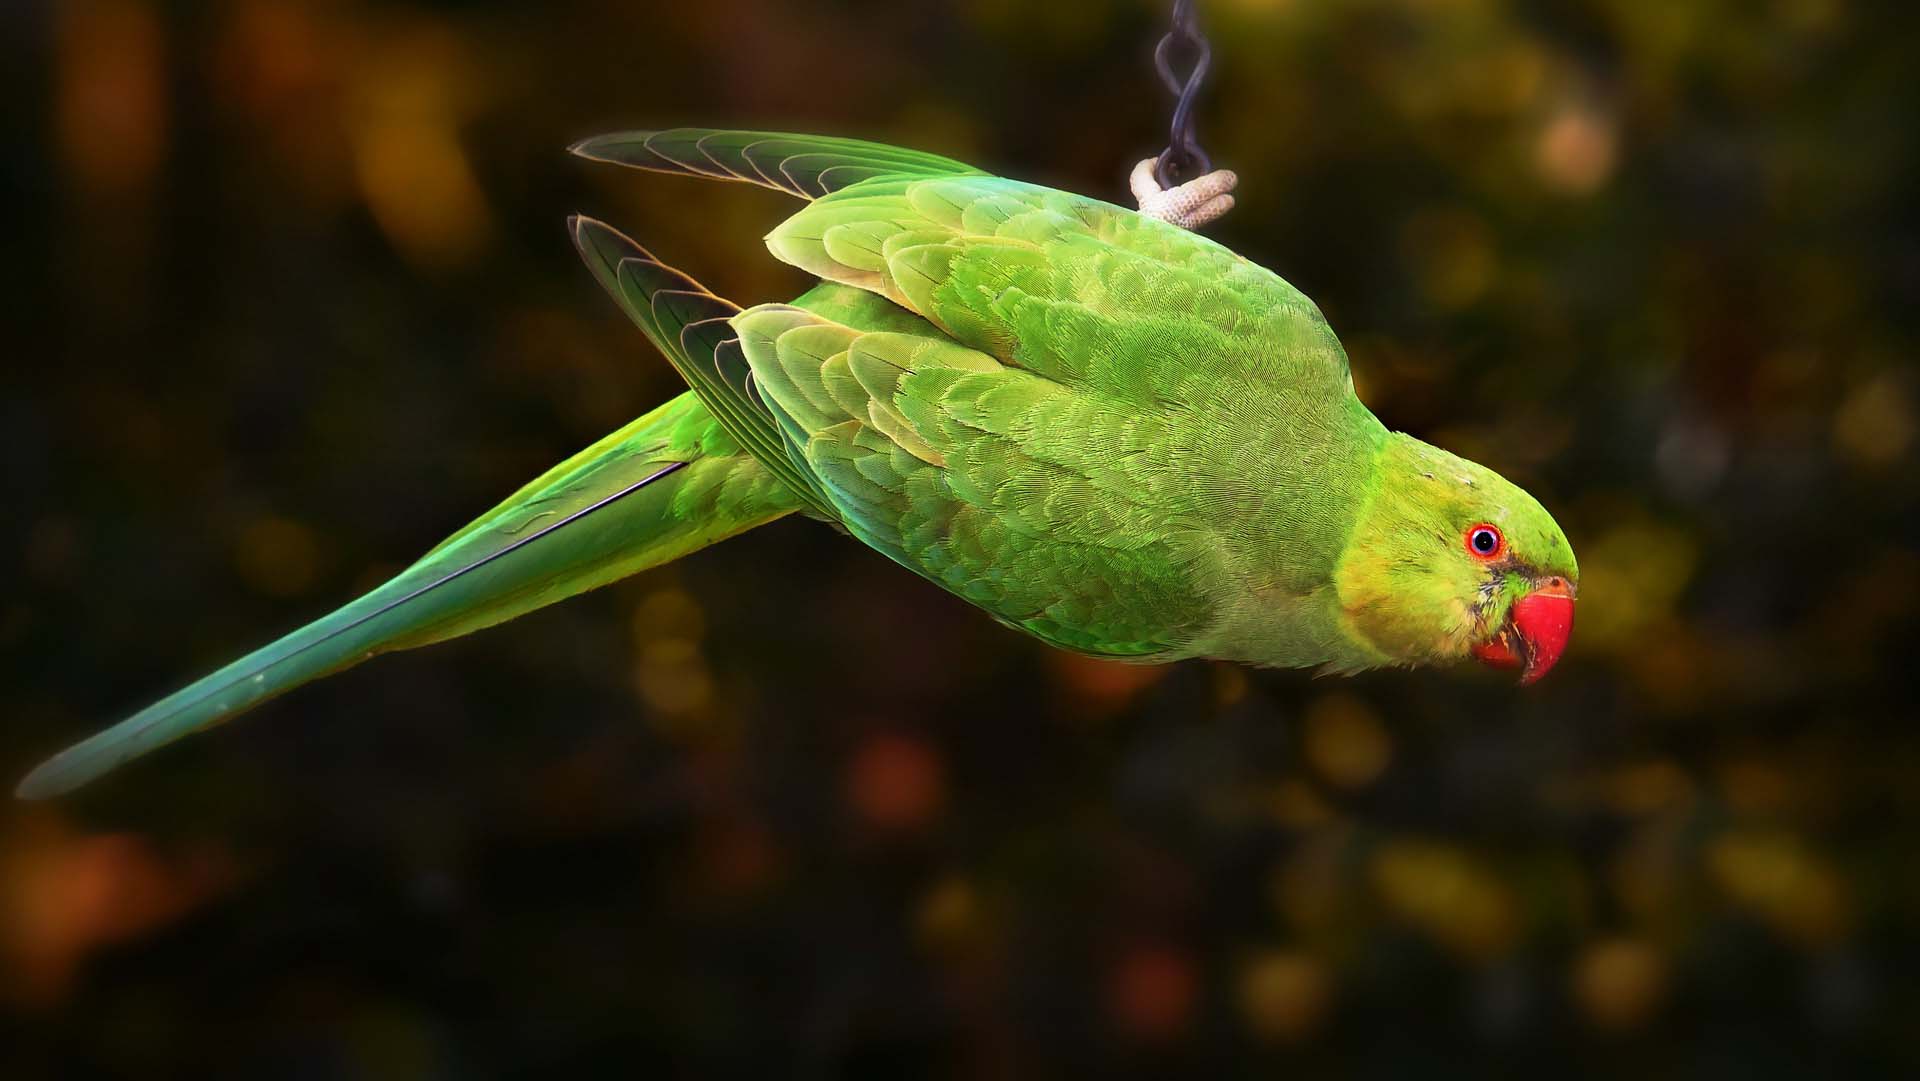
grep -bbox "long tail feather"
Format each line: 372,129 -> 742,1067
18,393 -> 798,799
21,134 -> 940,797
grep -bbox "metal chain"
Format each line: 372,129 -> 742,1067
1152,0 -> 1213,189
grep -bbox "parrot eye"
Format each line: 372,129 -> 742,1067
1466,524 -> 1505,560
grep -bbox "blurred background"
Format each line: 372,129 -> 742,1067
4,0 -> 1917,1076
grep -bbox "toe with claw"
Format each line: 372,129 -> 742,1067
1130,158 -> 1238,230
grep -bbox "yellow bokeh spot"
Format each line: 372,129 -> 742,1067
633,636 -> 712,720
1303,693 -> 1393,789
1370,841 -> 1518,960
234,515 -> 322,598
1832,372 -> 1915,467
1575,520 -> 1697,652
1571,937 -> 1667,1031
915,875 -> 986,955
632,587 -> 706,641
630,588 -> 716,730
1238,950 -> 1333,1044
1706,831 -> 1851,945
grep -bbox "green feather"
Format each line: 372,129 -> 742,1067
16,393 -> 796,799
21,128 -> 1579,798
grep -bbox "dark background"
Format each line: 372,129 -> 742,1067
4,0 -> 1917,1076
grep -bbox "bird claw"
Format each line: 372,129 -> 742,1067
1130,158 -> 1238,230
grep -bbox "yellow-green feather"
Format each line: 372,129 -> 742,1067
22,128 -> 1580,798
16,392 -> 797,799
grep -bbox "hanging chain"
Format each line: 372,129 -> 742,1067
1133,0 -> 1235,230
1152,0 -> 1213,189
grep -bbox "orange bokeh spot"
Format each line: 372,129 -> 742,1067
845,733 -> 946,833
3,812 -> 230,1006
1108,944 -> 1197,1041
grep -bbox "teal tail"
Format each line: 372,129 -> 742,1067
21,127 -> 981,798
18,292 -> 800,800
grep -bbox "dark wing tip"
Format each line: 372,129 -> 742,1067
568,212 -> 620,247
569,215 -> 658,280
568,132 -> 655,163
570,127 -> 984,201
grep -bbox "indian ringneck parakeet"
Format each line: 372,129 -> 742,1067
17,129 -> 1578,800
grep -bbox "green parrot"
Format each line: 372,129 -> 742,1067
17,129 -> 1577,800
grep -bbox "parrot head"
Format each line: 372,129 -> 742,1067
1336,433 -> 1578,684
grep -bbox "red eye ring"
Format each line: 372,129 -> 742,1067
1465,524 -> 1505,561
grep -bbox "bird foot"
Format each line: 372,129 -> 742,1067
1130,158 -> 1238,230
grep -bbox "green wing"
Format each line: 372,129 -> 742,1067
573,129 -> 1348,404
571,215 -> 834,516
767,173 -> 1353,410
568,131 -> 1349,658
727,300 -> 1218,657
729,138 -> 1381,638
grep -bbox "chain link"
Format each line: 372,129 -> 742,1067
1152,0 -> 1213,189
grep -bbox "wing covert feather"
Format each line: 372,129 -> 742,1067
728,302 -> 1217,656
766,176 -> 1353,409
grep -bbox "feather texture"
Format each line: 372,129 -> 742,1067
569,128 -> 984,200
20,128 -> 1578,797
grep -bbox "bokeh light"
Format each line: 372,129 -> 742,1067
4,0 -> 1915,1074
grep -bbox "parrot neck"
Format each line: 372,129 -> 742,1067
1328,433 -> 1488,668
1186,406 -> 1399,674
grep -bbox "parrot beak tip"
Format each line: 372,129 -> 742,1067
1472,577 -> 1576,686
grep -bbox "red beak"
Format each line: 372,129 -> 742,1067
1471,577 -> 1576,685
